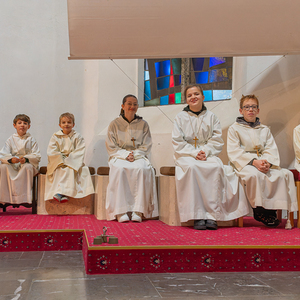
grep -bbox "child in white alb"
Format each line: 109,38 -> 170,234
44,112 -> 94,202
0,114 -> 41,204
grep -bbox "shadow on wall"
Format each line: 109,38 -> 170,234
85,134 -> 109,169
252,55 -> 300,96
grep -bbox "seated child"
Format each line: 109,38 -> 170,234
172,84 -> 249,230
0,114 -> 41,204
227,94 -> 297,227
44,112 -> 94,202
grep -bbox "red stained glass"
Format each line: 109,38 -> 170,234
169,93 -> 175,104
169,75 -> 174,88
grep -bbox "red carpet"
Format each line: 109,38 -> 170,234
1,207 -> 300,274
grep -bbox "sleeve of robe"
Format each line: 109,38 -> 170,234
0,138 -> 14,164
259,128 -> 280,167
294,126 -> 300,165
23,137 -> 41,169
106,121 -> 132,160
63,134 -> 85,172
47,135 -> 65,175
133,121 -> 152,160
172,113 -> 223,159
227,125 -> 280,172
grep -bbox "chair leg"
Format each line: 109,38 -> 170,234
289,212 -> 294,227
237,217 -> 243,227
32,175 -> 37,214
277,210 -> 282,222
296,181 -> 300,228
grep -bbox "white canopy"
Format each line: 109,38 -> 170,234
67,0 -> 300,59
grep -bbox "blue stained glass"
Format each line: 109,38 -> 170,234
209,57 -> 226,67
144,71 -> 149,81
209,69 -> 228,83
157,76 -> 170,90
160,95 -> 169,105
195,72 -> 208,84
145,59 -> 149,70
144,81 -> 151,101
192,58 -> 205,71
155,60 -> 170,77
213,90 -> 232,100
203,90 -> 213,101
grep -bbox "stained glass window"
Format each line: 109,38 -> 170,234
144,57 -> 233,106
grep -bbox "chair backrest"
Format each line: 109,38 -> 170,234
39,166 -> 95,175
97,167 -> 110,176
160,166 -> 175,176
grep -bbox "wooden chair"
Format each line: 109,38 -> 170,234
93,167 -> 110,220
288,169 -> 300,228
0,172 -> 38,214
36,166 -> 95,215
159,166 -> 244,227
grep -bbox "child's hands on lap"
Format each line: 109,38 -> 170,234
126,152 -> 135,162
11,157 -> 20,164
196,150 -> 206,161
253,159 -> 270,173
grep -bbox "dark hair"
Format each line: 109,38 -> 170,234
13,114 -> 31,125
240,94 -> 259,109
120,94 -> 138,115
184,84 -> 204,101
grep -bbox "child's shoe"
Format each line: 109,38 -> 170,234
60,196 -> 69,203
131,212 -> 142,222
53,194 -> 62,202
117,213 -> 130,223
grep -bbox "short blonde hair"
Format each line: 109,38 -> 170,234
184,84 -> 204,101
13,114 -> 31,125
240,94 -> 259,109
59,112 -> 75,124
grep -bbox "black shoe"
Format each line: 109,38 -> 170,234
253,210 -> 280,227
194,219 -> 206,230
206,219 -> 218,230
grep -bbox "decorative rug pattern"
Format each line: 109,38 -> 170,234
1,207 -> 300,274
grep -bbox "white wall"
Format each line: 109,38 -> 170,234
1,1 -> 300,174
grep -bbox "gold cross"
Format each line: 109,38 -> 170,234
131,137 -> 136,148
193,136 -> 198,149
254,146 -> 260,157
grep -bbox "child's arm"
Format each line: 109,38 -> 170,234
64,134 -> 85,172
23,137 -> 41,169
47,135 -> 65,175
0,138 -> 14,164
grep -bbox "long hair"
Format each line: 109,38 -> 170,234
120,94 -> 138,115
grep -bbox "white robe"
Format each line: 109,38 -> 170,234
227,121 -> 297,212
44,130 -> 94,200
0,133 -> 41,204
172,109 -> 249,223
293,124 -> 300,172
105,115 -> 158,220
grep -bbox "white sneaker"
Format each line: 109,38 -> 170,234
131,212 -> 142,222
117,213 -> 130,223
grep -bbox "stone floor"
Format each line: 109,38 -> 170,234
0,251 -> 299,300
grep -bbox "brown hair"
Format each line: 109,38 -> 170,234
59,112 -> 75,124
184,84 -> 204,101
120,94 -> 138,115
240,94 -> 259,109
13,114 -> 31,125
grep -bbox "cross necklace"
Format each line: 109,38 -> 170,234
188,113 -> 204,149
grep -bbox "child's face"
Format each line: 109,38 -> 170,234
122,97 -> 138,116
239,98 -> 259,123
59,117 -> 74,135
186,87 -> 204,112
13,120 -> 30,136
